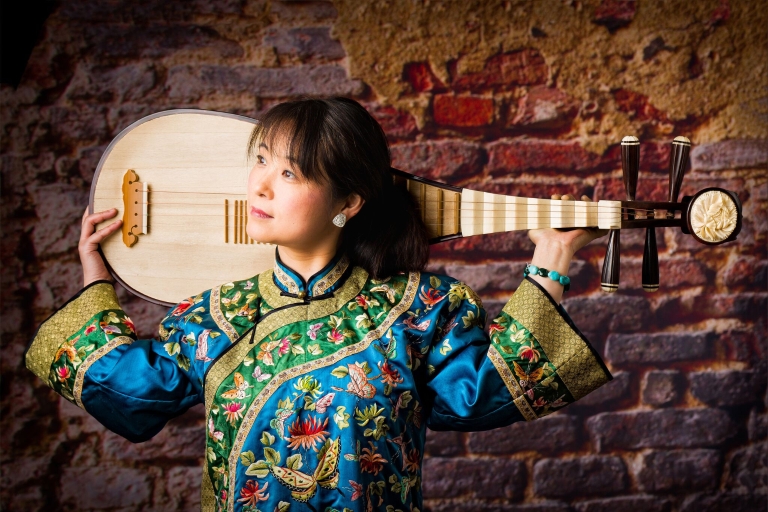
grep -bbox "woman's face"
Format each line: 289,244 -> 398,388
245,137 -> 339,252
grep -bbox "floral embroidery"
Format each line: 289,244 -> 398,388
237,480 -> 269,509
359,441 -> 387,475
287,416 -> 330,450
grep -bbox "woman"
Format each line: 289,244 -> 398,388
26,97 -> 612,512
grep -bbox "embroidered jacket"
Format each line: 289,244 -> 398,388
26,252 -> 612,512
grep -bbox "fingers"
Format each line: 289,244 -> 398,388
81,208 -> 118,236
551,194 -> 596,202
80,208 -> 121,247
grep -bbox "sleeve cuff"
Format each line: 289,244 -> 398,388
25,281 -> 120,384
487,277 -> 612,421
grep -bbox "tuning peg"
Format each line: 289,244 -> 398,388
601,136 -> 639,293
668,136 -> 691,203
642,227 -> 659,292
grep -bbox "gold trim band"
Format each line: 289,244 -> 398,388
487,344 -> 538,421
210,286 -> 240,342
74,336 -> 133,409
502,279 -> 609,400
26,283 -> 120,385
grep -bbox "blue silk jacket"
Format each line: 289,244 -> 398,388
26,252 -> 612,512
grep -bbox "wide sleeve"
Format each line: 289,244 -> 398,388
25,280 -> 203,442
422,275 -> 612,431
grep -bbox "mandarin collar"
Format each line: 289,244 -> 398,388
272,248 -> 351,299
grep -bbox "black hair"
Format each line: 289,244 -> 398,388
247,97 -> 429,279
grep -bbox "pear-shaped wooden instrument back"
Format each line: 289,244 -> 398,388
91,110 -> 275,306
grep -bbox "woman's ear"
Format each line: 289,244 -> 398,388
340,193 -> 365,221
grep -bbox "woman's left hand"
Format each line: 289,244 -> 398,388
527,194 -> 609,256
526,194 -> 608,303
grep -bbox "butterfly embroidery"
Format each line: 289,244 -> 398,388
220,372 -> 252,400
370,284 -> 397,303
402,316 -> 431,332
221,291 -> 241,307
195,329 -> 213,362
332,363 -> 376,399
269,438 -> 341,502
314,393 -> 335,414
270,406 -> 295,440
307,323 -> 323,340
252,366 -> 272,382
513,361 -> 544,390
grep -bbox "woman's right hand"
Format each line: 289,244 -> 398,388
79,208 -> 122,287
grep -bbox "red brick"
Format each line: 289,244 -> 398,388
722,256 -> 768,288
574,496 -> 671,512
618,256 -> 709,289
101,409 -> 205,461
262,27 -> 345,61
390,139 -> 484,183
562,295 -> 652,333
606,332 -> 714,364
64,63 -> 158,103
533,456 -> 628,497
601,140 -> 672,174
638,450 -> 721,492
749,409 -> 768,441
423,457 -> 525,500
586,409 -> 737,452
60,466 -> 152,509
508,86 -> 579,129
28,183 -> 88,257
403,61 -> 445,93
654,293 -> 766,325
427,501 -> 572,512
433,94 -> 494,127
725,442 -> 767,494
83,23 -> 244,59
613,89 -> 669,122
680,492 -> 766,512
468,414 -> 581,454
690,370 -> 765,407
719,329 -> 759,362
642,370 -> 684,406
424,429 -> 465,456
482,180 -> 596,201
452,49 -> 548,91
430,230 -> 535,260
365,103 -> 418,141
487,139 -> 602,176
691,139 -> 768,171
166,64 -> 365,101
593,0 -> 637,32
574,371 -> 631,408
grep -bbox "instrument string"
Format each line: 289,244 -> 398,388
97,200 -> 667,215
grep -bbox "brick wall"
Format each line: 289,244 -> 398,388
1,1 -> 766,510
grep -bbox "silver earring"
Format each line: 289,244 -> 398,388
332,213 -> 346,227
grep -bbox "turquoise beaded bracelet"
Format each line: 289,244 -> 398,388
523,264 -> 571,292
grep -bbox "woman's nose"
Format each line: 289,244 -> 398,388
250,171 -> 273,198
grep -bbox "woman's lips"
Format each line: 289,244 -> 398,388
250,207 -> 273,219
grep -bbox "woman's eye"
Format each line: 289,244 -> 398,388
283,169 -> 296,179
256,155 -> 266,164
